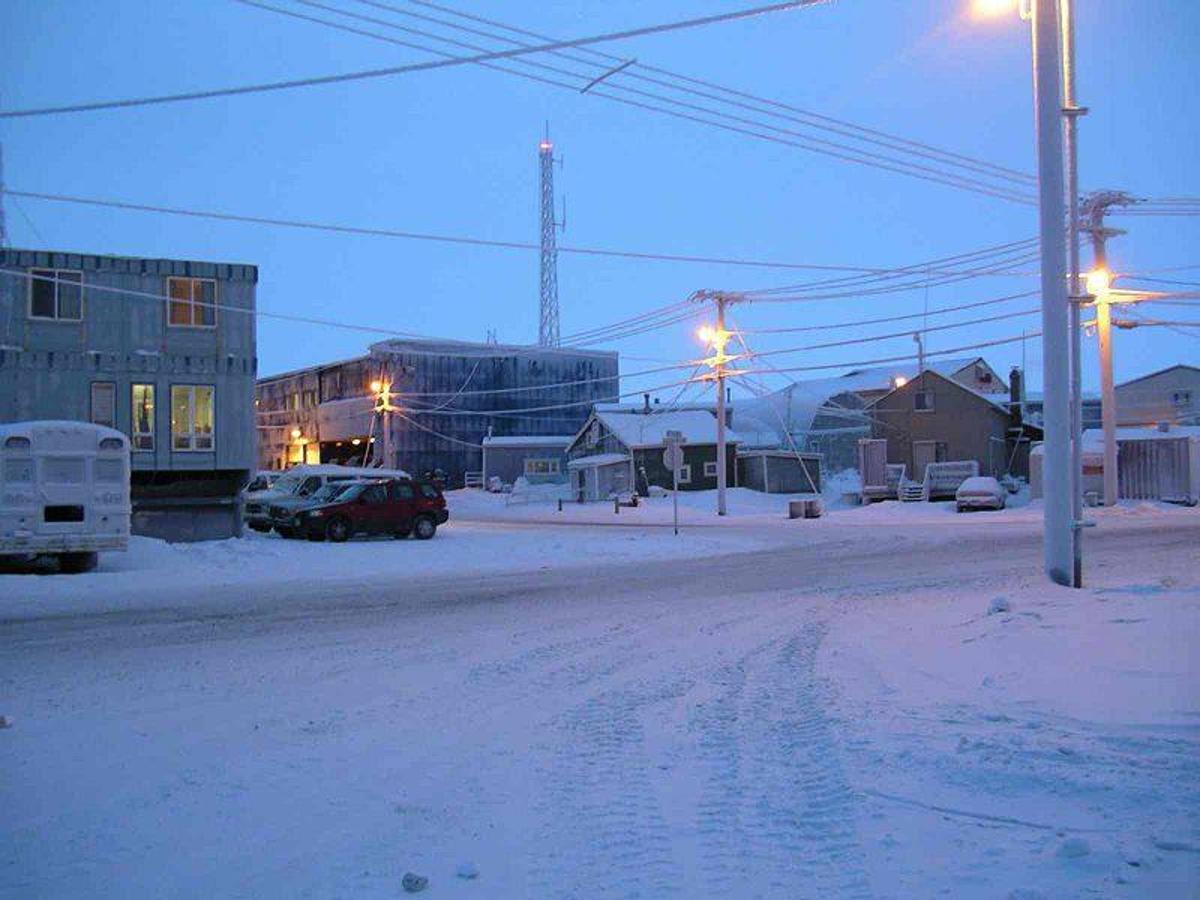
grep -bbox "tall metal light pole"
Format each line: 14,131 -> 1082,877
1030,0 -> 1074,586
1061,0 -> 1087,587
538,129 -> 562,347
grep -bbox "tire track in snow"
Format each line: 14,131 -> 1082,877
692,623 -> 872,898
530,676 -> 695,898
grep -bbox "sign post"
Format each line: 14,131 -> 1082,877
663,430 -> 686,536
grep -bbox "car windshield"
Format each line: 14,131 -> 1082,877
273,472 -> 309,494
336,483 -> 368,502
312,481 -> 356,502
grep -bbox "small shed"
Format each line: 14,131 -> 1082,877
481,435 -> 572,487
737,449 -> 822,494
1031,425 -> 1200,504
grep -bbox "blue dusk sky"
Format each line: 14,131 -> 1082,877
1,0 -> 1196,398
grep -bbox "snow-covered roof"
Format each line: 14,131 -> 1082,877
566,452 -> 630,469
731,358 -> 994,447
596,409 -> 741,449
482,435 -> 573,448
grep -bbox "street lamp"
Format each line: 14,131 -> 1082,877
971,0 -> 1019,19
1086,268 -> 1111,298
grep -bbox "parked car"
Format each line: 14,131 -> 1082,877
270,480 -> 366,537
243,464 -> 409,532
956,476 -> 1007,512
286,478 -> 449,542
245,470 -> 281,493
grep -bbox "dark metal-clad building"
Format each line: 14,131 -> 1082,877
256,338 -> 618,485
0,247 -> 258,541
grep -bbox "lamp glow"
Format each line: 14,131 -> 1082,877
1086,268 -> 1111,297
369,380 -> 383,394
971,0 -> 1018,18
893,375 -> 908,388
290,427 -> 302,440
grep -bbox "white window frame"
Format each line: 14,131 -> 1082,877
166,277 -> 218,329
171,384 -> 215,452
28,268 -> 83,322
90,381 -> 116,429
703,460 -> 719,478
131,383 -> 155,451
677,463 -> 692,485
524,458 -> 561,476
914,389 -> 935,412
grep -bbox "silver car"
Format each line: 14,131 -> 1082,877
956,476 -> 1007,512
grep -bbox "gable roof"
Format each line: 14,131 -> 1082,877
1116,364 -> 1200,390
866,368 -> 1013,413
585,409 -> 741,450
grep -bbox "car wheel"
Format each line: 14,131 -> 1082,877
58,551 -> 98,574
326,517 -> 351,543
413,516 -> 437,540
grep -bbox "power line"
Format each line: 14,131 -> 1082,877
737,329 -> 1043,379
732,306 -> 1041,363
0,0 -> 824,119
235,0 -> 1036,203
391,0 -> 1036,190
737,288 -> 1040,334
8,187 -> 1009,275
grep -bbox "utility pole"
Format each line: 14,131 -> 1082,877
1081,190 -> 1135,506
371,369 -> 396,469
1061,0 -> 1087,587
693,290 -> 742,517
912,331 -> 925,374
538,126 -> 562,347
1030,0 -> 1074,586
715,294 -> 729,516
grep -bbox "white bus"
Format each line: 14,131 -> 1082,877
1,420 -> 131,573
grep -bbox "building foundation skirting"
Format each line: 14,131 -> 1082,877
131,496 -> 244,543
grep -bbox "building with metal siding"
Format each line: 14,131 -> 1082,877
0,247 -> 258,541
256,339 -> 618,485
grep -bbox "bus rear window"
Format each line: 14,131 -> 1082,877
43,458 -> 86,483
4,459 -> 33,482
94,459 -> 125,483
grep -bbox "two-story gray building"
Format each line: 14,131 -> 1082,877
0,247 -> 257,541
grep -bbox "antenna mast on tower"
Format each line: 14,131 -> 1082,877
538,126 -> 561,346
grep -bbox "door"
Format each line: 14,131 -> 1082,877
912,441 -> 946,482
389,480 -> 417,531
357,482 -> 390,534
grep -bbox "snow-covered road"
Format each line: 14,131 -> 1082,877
2,516 -> 1197,898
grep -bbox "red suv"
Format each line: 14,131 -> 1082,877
287,479 -> 449,542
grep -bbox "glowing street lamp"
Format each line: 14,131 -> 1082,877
290,427 -> 302,440
892,375 -> 908,389
1085,267 -> 1111,298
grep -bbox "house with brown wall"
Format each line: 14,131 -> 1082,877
867,369 -> 1040,480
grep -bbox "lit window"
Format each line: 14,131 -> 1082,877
167,277 -> 217,328
524,458 -> 561,476
914,390 -> 935,412
171,385 -> 215,451
132,384 -> 155,451
90,382 -> 116,429
29,269 -> 82,321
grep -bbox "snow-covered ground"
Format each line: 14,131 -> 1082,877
1,496 -> 1197,897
